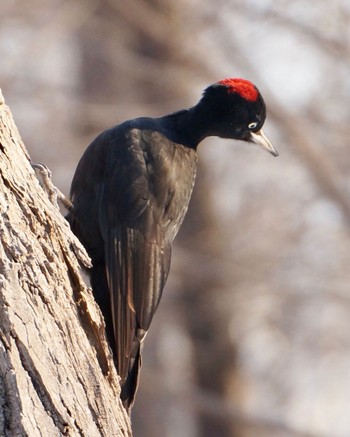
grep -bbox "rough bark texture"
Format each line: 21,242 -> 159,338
0,89 -> 132,436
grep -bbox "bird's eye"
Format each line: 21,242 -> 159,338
248,122 -> 258,129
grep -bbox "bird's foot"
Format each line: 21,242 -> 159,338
32,162 -> 72,210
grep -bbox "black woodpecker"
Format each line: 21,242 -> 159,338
66,78 -> 278,410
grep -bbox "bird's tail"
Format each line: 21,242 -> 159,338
90,262 -> 143,411
120,342 -> 142,411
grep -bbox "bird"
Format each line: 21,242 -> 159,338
66,78 -> 278,411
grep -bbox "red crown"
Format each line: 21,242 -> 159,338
218,78 -> 258,102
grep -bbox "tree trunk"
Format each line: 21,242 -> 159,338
0,90 -> 132,436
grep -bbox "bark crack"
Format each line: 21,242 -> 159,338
14,337 -> 71,435
0,337 -> 27,437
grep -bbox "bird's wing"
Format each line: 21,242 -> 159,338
98,128 -> 171,383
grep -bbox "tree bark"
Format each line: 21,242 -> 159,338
0,90 -> 132,436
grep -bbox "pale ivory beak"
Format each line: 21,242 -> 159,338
250,130 -> 278,157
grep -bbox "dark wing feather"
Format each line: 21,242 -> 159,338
98,128 -> 171,389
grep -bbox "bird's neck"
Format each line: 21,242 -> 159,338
159,102 -> 215,150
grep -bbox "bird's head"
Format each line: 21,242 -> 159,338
199,78 -> 278,157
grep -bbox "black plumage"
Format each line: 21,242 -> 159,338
67,78 -> 278,410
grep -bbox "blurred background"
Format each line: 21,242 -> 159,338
1,1 -> 350,436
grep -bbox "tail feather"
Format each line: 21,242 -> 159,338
120,343 -> 142,410
90,262 -> 142,410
